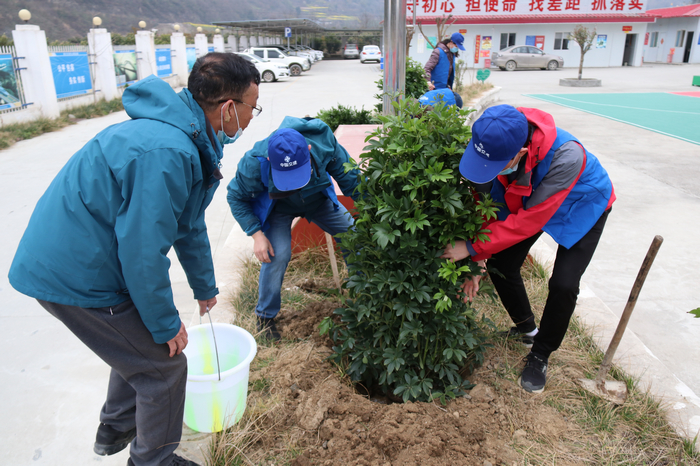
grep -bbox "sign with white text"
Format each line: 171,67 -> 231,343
155,49 -> 172,77
50,52 -> 92,98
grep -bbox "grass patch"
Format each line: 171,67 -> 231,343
0,98 -> 124,150
455,81 -> 495,104
216,248 -> 700,465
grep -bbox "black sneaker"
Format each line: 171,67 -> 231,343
498,327 -> 536,348
171,454 -> 201,466
256,316 -> 281,341
519,352 -> 548,393
93,423 -> 136,456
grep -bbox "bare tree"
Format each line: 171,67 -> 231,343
416,14 -> 456,50
570,25 -> 597,80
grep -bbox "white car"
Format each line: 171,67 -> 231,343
235,52 -> 290,82
360,45 -> 382,63
244,47 -> 311,76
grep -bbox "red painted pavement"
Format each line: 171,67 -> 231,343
670,92 -> 700,98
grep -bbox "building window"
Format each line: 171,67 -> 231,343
650,32 -> 658,47
500,32 -> 516,50
554,32 -> 570,50
675,30 -> 686,47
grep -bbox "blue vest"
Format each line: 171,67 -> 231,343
432,48 -> 453,89
491,129 -> 613,249
251,157 -> 340,233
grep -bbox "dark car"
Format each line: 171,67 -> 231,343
492,45 -> 564,71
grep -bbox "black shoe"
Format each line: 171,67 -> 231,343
256,316 -> 281,341
519,352 -> 548,393
171,453 -> 201,466
498,327 -> 537,348
93,423 -> 136,456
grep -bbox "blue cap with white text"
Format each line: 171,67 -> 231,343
268,128 -> 311,191
459,105 -> 528,183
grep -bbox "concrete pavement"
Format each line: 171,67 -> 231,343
1,59 -> 699,465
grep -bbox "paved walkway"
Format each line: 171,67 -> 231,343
1,61 -> 699,465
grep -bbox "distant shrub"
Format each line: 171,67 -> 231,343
315,105 -> 374,132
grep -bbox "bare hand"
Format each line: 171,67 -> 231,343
252,231 -> 274,263
166,322 -> 188,357
460,275 -> 482,303
441,240 -> 469,262
198,297 -> 217,317
428,82 -> 436,90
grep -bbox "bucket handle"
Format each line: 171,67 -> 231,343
199,310 -> 221,381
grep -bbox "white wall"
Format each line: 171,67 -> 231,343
642,17 -> 700,64
409,22 -> 648,69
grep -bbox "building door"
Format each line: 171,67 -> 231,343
684,31 -> 694,63
656,32 -> 666,62
622,34 -> 637,66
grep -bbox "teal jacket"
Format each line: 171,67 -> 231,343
9,76 -> 222,344
227,117 -> 360,236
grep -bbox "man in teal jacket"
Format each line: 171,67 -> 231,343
8,53 -> 260,466
227,117 -> 360,340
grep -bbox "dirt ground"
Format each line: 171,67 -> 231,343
242,291 -> 581,466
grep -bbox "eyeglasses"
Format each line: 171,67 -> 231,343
219,98 -> 262,117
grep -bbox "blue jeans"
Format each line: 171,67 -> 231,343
256,198 -> 354,319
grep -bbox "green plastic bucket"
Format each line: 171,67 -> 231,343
182,323 -> 257,433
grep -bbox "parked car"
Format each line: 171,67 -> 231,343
244,47 -> 311,76
360,45 -> 381,63
296,45 -> 323,61
258,45 -> 314,64
343,44 -> 360,59
491,45 -> 564,71
235,52 -> 290,82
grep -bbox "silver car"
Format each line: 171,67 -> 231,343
492,46 -> 564,71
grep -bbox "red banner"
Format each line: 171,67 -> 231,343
622,25 -> 633,32
474,35 -> 481,64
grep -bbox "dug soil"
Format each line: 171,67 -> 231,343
248,283 -> 580,466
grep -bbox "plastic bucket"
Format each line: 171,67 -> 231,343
182,323 -> 257,433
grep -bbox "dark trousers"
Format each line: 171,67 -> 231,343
38,299 -> 187,466
487,209 -> 611,359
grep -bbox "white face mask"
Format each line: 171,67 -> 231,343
217,101 -> 242,145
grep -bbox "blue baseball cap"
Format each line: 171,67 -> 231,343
459,105 -> 528,183
451,32 -> 466,51
268,128 -> 311,191
418,89 -> 457,107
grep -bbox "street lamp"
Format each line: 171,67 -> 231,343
18,9 -> 31,23
215,28 -> 220,34
139,21 -> 146,29
93,16 -> 102,27
174,24 -> 180,32
197,27 -> 202,33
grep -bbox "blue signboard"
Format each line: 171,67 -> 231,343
525,36 -> 536,46
0,54 -> 21,110
285,27 -> 292,38
50,52 -> 92,98
208,46 -> 215,53
155,49 -> 172,77
186,47 -> 197,72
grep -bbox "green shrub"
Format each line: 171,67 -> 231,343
375,57 -> 429,112
321,98 -> 496,403
315,105 -> 374,133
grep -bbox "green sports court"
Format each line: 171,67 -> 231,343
524,92 -> 700,145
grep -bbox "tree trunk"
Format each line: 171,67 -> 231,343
578,54 -> 584,80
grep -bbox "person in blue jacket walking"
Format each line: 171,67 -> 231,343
8,53 -> 260,466
424,32 -> 466,108
227,117 -> 361,340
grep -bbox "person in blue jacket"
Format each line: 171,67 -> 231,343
227,117 -> 361,340
8,53 -> 260,466
424,32 -> 466,108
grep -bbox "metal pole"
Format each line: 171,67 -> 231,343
382,0 -> 407,116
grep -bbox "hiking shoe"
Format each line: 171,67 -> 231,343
519,352 -> 548,393
93,423 -> 136,456
256,317 -> 281,341
498,327 -> 537,348
171,454 -> 201,466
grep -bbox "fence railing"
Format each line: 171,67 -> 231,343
0,45 -> 28,115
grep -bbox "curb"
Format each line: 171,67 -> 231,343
530,236 -> 700,446
465,86 -> 501,124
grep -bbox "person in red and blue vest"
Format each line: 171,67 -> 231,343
227,117 -> 361,340
442,104 -> 615,394
424,32 -> 466,108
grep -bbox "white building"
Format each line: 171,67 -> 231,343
407,0 -> 654,68
642,4 -> 699,64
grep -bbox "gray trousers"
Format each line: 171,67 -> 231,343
38,299 -> 187,466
